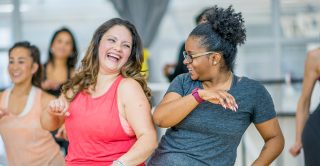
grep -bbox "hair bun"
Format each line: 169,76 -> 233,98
205,5 -> 246,46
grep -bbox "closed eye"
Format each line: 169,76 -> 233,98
107,38 -> 116,43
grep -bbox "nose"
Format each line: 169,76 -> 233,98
113,42 -> 121,51
183,58 -> 191,65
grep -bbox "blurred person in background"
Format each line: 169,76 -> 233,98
163,7 -> 210,82
41,18 -> 157,166
0,41 -> 65,166
42,27 -> 79,154
42,27 -> 78,96
290,48 -> 320,166
149,5 -> 284,166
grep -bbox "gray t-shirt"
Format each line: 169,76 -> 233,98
148,73 -> 276,166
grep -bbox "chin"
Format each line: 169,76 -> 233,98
190,74 -> 198,80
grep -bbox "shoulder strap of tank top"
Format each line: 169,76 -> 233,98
1,86 -> 37,117
113,75 -> 124,90
18,86 -> 37,117
108,75 -> 124,96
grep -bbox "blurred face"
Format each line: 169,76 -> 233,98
8,47 -> 38,85
98,25 -> 132,74
184,36 -> 213,80
51,31 -> 74,59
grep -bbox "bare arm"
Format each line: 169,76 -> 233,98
153,89 -> 237,128
290,51 -> 320,156
252,118 -> 285,165
114,78 -> 157,166
40,93 -> 69,131
0,92 -> 8,118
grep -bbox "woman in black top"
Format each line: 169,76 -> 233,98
42,27 -> 79,155
42,27 -> 78,97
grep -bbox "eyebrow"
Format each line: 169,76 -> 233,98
185,50 -> 197,54
9,57 -> 27,60
106,35 -> 132,45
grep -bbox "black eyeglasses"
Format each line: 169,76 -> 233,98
183,51 -> 214,63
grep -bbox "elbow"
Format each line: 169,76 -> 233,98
278,133 -> 285,154
152,114 -> 162,127
40,119 -> 52,131
152,108 -> 173,128
141,131 -> 158,157
268,133 -> 285,156
153,114 -> 171,128
40,116 -> 60,131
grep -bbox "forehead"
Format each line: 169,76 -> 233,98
10,47 -> 31,58
55,31 -> 72,40
185,36 -> 206,51
102,25 -> 132,42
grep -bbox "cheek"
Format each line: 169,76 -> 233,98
121,50 -> 131,62
22,63 -> 34,73
66,45 -> 73,53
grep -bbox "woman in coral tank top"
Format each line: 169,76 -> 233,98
0,41 -> 65,166
41,18 -> 157,166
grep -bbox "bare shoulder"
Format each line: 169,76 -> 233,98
306,49 -> 320,72
307,49 -> 320,60
118,77 -> 143,93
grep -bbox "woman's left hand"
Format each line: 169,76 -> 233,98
198,89 -> 237,111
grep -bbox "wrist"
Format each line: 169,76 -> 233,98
113,159 -> 126,166
192,88 -> 205,103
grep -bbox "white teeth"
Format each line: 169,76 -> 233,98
107,53 -> 120,60
13,72 -> 20,76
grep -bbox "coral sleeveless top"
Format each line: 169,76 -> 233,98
65,76 -> 144,166
0,87 -> 65,166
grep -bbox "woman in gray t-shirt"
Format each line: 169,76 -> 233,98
148,5 -> 284,166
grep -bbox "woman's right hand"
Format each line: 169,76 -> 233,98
289,141 -> 302,157
48,99 -> 70,117
198,89 -> 238,111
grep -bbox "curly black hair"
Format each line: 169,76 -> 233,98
195,7 -> 210,24
189,5 -> 246,71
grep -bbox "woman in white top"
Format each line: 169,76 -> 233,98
0,41 -> 65,166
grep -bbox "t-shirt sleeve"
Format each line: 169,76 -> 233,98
252,83 -> 276,124
166,74 -> 185,96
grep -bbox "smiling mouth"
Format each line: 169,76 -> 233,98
12,72 -> 21,77
106,53 -> 120,62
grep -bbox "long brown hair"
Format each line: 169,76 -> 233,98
62,18 -> 151,102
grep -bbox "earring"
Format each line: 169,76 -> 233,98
213,61 -> 217,65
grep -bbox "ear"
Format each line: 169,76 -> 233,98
31,63 -> 39,75
210,52 -> 222,65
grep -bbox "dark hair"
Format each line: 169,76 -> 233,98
195,7 -> 211,24
190,5 -> 246,71
46,27 -> 78,70
62,18 -> 151,102
8,41 -> 42,88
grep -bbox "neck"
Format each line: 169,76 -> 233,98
11,82 -> 33,96
95,72 -> 119,88
202,70 -> 233,89
52,58 -> 68,68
